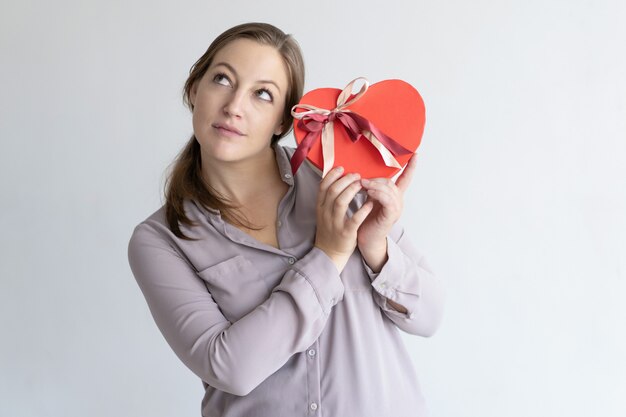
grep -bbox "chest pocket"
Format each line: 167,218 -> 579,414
196,255 -> 272,323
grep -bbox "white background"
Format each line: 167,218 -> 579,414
1,1 -> 625,416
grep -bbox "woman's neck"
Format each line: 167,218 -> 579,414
201,147 -> 284,206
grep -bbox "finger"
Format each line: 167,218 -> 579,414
347,200 -> 375,232
331,178 -> 363,220
361,178 -> 399,195
363,177 -> 392,184
366,189 -> 399,214
318,166 -> 344,207
325,173 -> 361,206
395,153 -> 418,194
361,179 -> 401,208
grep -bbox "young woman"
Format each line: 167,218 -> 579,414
128,22 -> 445,417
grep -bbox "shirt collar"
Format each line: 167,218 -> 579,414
273,143 -> 295,186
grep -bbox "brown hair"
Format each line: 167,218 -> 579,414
163,22 -> 305,240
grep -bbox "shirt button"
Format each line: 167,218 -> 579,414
380,283 -> 387,289
284,173 -> 292,179
288,257 -> 296,265
277,220 -> 282,228
310,402 -> 318,411
330,297 -> 335,304
307,349 -> 316,357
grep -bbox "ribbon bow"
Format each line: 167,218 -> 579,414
290,77 -> 412,177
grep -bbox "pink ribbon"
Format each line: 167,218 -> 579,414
290,77 -> 412,177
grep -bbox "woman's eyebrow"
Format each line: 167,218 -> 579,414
213,62 -> 282,93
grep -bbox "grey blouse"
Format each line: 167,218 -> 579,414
127,144 -> 445,417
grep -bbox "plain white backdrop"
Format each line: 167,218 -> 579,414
1,0 -> 625,416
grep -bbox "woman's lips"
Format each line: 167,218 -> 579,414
212,123 -> 244,137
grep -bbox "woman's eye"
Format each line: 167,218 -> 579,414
213,73 -> 231,86
256,89 -> 273,102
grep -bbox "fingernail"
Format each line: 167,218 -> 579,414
336,166 -> 344,173
361,178 -> 370,185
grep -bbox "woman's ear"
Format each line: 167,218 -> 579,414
273,120 -> 284,136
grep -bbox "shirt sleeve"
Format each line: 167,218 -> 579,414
361,222 -> 446,337
127,222 -> 344,397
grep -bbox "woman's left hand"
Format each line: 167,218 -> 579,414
357,153 -> 418,272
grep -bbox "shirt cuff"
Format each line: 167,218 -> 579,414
292,247 -> 345,315
364,237 -> 421,306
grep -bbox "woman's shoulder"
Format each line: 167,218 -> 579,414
128,199 -> 207,245
128,205 -> 171,249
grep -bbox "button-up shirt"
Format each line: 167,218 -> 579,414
127,144 -> 445,417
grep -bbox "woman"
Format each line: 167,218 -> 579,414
128,22 -> 445,417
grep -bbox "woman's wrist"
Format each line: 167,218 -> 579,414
314,244 -> 352,273
358,238 -> 388,273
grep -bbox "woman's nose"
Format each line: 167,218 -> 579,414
223,90 -> 245,118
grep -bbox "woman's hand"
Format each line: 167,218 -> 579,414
315,166 -> 375,272
357,154 -> 418,272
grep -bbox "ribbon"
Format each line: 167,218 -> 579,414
290,77 -> 412,177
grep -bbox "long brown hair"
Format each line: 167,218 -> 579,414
164,22 -> 305,240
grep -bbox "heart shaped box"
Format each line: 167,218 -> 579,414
293,79 -> 425,179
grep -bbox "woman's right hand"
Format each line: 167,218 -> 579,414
314,166 -> 374,272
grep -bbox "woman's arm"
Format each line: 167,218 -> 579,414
361,222 -> 446,337
128,224 -> 343,397
356,154 -> 446,336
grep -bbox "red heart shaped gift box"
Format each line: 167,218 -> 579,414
291,78 -> 425,179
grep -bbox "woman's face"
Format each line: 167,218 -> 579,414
190,38 -> 289,168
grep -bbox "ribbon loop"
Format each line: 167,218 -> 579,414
290,77 -> 411,177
